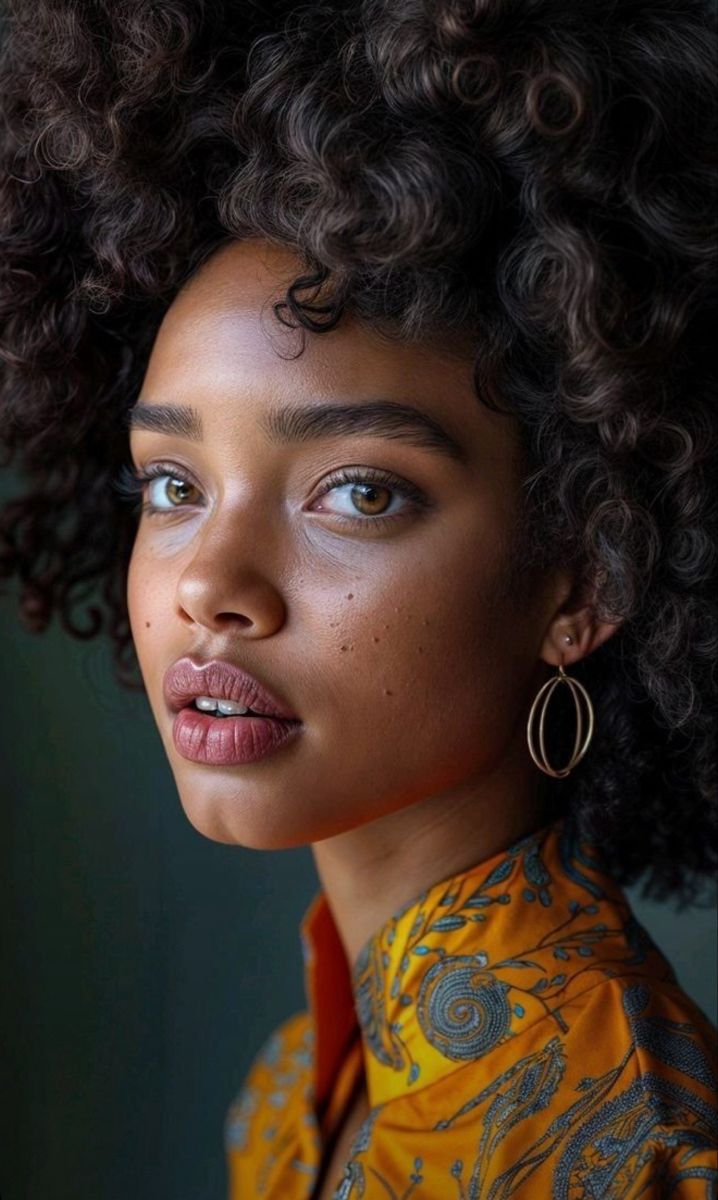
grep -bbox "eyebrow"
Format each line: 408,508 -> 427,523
126,399 -> 469,464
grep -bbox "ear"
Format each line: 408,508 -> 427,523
539,568 -> 624,670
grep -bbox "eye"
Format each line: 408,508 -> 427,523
110,461 -> 201,516
111,460 -> 431,527
147,471 -> 200,512
309,466 -> 429,527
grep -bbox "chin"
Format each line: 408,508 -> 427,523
174,784 -> 314,850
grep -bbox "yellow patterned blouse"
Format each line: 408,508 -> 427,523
225,815 -> 717,1198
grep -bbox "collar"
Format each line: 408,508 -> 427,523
299,813 -> 672,1113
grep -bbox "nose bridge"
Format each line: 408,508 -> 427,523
175,490 -> 287,633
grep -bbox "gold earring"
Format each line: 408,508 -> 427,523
526,638 -> 595,778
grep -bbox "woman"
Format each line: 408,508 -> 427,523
1,1 -> 716,1197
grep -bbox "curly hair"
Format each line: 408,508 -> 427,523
1,0 -> 716,903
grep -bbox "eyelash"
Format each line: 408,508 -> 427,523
110,460 -> 429,527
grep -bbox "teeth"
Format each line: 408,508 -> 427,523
194,695 -> 250,715
217,699 -> 250,715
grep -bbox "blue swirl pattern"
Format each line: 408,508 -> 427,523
417,956 -> 512,1060
225,815 -> 718,1199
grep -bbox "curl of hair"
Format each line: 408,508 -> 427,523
1,0 -> 716,903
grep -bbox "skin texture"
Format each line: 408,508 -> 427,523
127,236 -> 622,965
2,0 -> 715,908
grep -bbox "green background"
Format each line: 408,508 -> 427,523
1,473 -> 716,1200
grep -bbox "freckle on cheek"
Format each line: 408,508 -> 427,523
383,689 -> 394,696
346,593 -> 354,599
145,622 -> 151,628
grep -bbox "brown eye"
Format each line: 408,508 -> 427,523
162,476 -> 198,507
349,482 -> 392,516
139,466 -> 204,514
309,467 -> 428,527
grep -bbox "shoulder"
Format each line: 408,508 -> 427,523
251,1008 -> 313,1070
546,974 -> 717,1196
365,975 -> 717,1198
224,1009 -> 312,1153
561,971 -> 717,1084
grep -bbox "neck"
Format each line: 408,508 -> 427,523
310,749 -> 550,971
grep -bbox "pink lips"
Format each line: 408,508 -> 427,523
163,657 -> 300,719
163,657 -> 302,766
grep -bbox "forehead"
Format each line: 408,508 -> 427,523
167,237 -> 308,334
141,237 -> 519,467
155,238 -> 467,375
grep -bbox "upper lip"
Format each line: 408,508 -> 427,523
163,657 -> 301,720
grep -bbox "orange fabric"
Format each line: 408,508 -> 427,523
225,815 -> 718,1198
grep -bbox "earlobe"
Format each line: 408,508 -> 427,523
537,563 -> 625,670
540,625 -> 581,670
541,610 -> 624,670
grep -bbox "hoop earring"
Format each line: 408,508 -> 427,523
526,656 -> 595,778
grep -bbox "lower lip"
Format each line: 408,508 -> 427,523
171,707 -> 302,765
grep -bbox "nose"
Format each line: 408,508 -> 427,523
174,520 -> 287,638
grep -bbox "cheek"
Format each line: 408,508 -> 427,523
126,541 -> 167,653
384,579 -> 508,732
308,531 -> 519,761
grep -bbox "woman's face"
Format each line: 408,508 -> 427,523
127,237 -> 561,849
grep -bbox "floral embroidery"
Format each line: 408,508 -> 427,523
225,815 -> 718,1199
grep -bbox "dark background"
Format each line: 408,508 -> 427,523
1,463 -> 716,1200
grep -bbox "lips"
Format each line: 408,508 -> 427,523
163,657 -> 301,721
